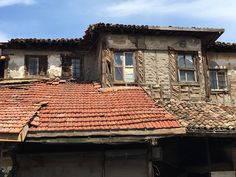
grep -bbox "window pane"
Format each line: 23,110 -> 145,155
179,70 -> 186,81
210,71 -> 218,89
186,70 -> 195,81
185,55 -> 193,68
218,71 -> 227,89
114,53 -> 122,66
72,59 -> 80,78
29,58 -> 39,75
177,55 -> 185,67
125,68 -> 134,82
115,67 -> 123,81
125,53 -> 133,66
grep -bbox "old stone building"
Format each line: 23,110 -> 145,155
1,23 -> 236,177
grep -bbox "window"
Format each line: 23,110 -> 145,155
72,58 -> 81,79
177,54 -> 197,82
25,55 -> 48,76
28,57 -> 39,75
210,70 -> 227,91
61,56 -> 82,79
114,52 -> 135,82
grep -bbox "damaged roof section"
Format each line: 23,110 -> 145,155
0,86 -> 47,142
164,101 -> 236,135
0,81 -> 184,142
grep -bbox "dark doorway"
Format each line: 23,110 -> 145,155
0,60 -> 5,78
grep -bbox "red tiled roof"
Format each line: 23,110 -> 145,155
164,101 -> 236,134
0,87 -> 42,134
0,82 -> 182,139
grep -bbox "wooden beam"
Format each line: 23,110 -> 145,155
0,125 -> 29,142
0,133 -> 19,142
26,136 -> 155,144
19,124 -> 29,141
27,127 -> 186,139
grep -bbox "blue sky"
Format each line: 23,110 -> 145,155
0,0 -> 235,42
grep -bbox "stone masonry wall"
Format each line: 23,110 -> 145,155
207,52 -> 236,105
104,34 -> 205,102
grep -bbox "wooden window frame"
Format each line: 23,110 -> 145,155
61,55 -> 83,80
113,52 -> 135,84
25,55 -> 48,77
210,69 -> 228,91
177,53 -> 197,83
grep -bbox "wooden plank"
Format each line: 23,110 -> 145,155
27,128 -> 186,139
0,125 -> 29,142
19,124 -> 29,141
0,133 -> 19,142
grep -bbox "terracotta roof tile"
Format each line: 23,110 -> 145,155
3,23 -> 224,49
0,82 -> 180,136
208,41 -> 236,52
164,101 -> 236,133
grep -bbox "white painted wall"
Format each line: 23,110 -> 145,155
4,49 -> 69,79
8,54 -> 25,78
48,55 -> 62,78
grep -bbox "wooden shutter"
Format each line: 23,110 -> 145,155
39,55 -> 48,76
61,55 -> 72,78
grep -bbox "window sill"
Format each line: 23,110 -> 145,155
211,89 -> 229,93
177,81 -> 199,86
26,75 -> 49,78
113,81 -> 137,85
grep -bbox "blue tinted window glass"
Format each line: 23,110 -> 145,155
185,55 -> 193,68
218,71 -> 226,89
179,70 -> 186,81
114,53 -> 122,66
210,71 -> 218,89
177,55 -> 185,67
115,67 -> 123,80
125,53 -> 133,66
186,70 -> 195,81
72,58 -> 80,78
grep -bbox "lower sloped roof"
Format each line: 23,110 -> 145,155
164,101 -> 236,134
0,82 -> 184,141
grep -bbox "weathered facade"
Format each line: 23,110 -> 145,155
0,41 -> 100,81
101,34 -> 206,101
206,43 -> 236,105
1,23 -> 236,177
